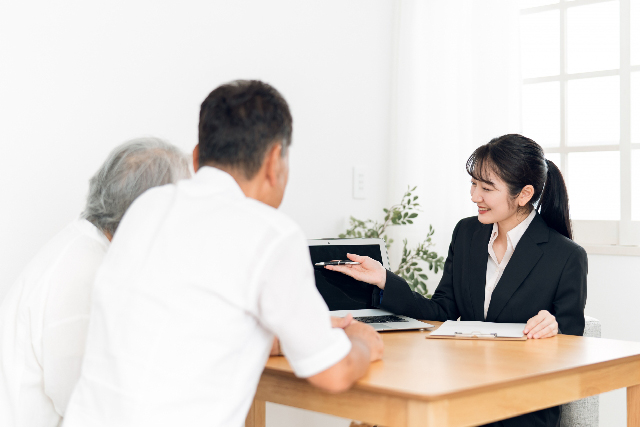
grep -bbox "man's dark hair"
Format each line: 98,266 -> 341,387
198,80 -> 293,179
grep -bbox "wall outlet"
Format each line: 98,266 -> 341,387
353,166 -> 366,199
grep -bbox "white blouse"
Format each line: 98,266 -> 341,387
484,209 -> 537,319
0,219 -> 109,427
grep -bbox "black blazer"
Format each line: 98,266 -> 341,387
376,213 -> 588,336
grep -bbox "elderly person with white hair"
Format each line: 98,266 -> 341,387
0,137 -> 190,427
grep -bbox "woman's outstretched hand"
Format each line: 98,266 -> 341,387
324,253 -> 387,289
523,310 -> 558,339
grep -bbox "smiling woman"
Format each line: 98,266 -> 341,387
325,134 -> 588,427
467,134 -> 572,241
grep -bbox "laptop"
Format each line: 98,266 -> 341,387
308,238 -> 433,332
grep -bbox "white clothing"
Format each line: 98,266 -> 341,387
63,167 -> 351,427
0,219 -> 109,427
484,209 -> 537,319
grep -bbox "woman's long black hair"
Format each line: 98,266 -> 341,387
466,134 -> 572,240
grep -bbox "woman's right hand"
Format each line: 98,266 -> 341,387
324,253 -> 387,289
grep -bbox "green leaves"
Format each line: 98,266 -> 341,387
393,234 -> 444,299
339,185 -> 445,298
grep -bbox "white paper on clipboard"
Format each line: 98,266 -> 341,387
428,320 -> 527,339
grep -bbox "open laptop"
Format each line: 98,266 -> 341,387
308,238 -> 433,332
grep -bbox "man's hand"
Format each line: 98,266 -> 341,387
324,253 -> 387,289
344,320 -> 384,362
331,313 -> 353,329
523,310 -> 558,339
306,320 -> 384,393
270,314 -> 355,356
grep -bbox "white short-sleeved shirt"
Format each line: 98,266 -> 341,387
0,219 -> 110,427
63,167 -> 351,427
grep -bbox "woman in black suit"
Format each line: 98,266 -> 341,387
327,134 -> 587,427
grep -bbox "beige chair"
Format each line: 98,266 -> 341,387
559,315 -> 601,427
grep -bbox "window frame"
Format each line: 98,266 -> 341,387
520,0 -> 640,253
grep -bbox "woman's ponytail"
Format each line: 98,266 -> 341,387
538,159 -> 572,240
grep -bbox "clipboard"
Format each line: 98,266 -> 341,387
426,320 -> 527,341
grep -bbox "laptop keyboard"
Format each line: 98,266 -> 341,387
353,315 -> 409,324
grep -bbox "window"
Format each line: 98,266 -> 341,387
520,0 -> 640,250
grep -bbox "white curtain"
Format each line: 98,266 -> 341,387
386,0 -> 522,280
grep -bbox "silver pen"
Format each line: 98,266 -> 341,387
314,261 -> 361,266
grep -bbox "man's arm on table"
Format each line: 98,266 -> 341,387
269,315 -> 383,392
259,230 -> 383,394
270,315 -> 353,356
306,320 -> 382,393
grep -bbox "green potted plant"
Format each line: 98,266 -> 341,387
339,186 -> 444,298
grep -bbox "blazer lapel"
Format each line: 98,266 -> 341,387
466,224 -> 492,321
485,214 -> 549,322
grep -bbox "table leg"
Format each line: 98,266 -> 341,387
245,398 -> 266,427
629,385 -> 640,427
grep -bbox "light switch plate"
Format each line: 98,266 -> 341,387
353,166 -> 366,199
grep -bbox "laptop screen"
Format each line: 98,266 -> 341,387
308,244 -> 383,311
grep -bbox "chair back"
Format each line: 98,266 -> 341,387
559,315 -> 600,427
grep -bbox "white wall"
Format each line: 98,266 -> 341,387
0,1 -> 394,426
584,254 -> 640,426
0,0 -> 394,295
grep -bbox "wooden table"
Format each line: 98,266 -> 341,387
245,321 -> 640,427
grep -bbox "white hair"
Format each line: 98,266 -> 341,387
82,137 -> 191,235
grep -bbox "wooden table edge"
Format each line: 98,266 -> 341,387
253,355 -> 640,427
263,352 -> 640,403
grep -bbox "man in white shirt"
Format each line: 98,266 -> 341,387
63,80 -> 383,427
0,138 -> 191,427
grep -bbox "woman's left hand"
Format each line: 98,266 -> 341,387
523,310 -> 558,339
